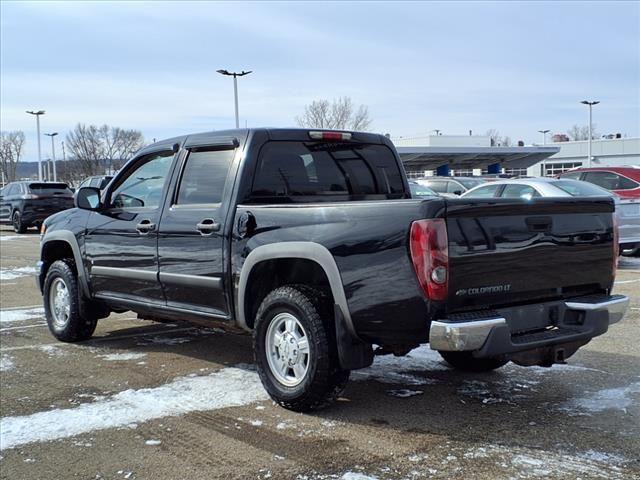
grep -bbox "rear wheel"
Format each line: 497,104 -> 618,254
44,259 -> 97,342
439,351 -> 508,372
12,210 -> 27,233
254,285 -> 349,412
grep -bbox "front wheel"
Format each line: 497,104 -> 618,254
12,210 -> 27,233
253,285 -> 349,412
43,259 -> 97,342
439,351 -> 508,372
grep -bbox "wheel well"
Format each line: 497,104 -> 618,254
41,241 -> 77,279
244,258 -> 333,329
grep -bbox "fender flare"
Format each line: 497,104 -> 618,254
40,230 -> 90,297
236,241 -> 359,339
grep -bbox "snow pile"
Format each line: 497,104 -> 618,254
0,307 -> 44,323
98,353 -> 147,362
386,389 -> 423,398
0,355 -> 15,372
0,367 -> 268,450
563,381 -> 640,414
0,266 -> 37,282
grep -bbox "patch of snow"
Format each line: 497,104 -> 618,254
38,345 -> 66,357
0,307 -> 44,323
352,345 -> 445,385
98,353 -> 147,362
341,473 -> 379,480
579,450 -> 626,464
0,235 -> 29,242
250,420 -> 263,427
563,382 -> 640,414
0,266 -> 37,282
137,336 -> 192,346
0,355 -> 15,372
0,367 -> 268,450
144,439 -> 161,446
386,389 -> 423,398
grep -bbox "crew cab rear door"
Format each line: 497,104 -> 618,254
156,138 -> 238,318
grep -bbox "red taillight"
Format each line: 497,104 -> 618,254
410,219 -> 449,301
308,131 -> 352,141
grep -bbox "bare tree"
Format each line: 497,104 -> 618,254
502,136 -> 512,147
485,129 -> 502,146
567,124 -> 598,141
296,97 -> 373,131
65,124 -> 144,180
0,131 -> 26,183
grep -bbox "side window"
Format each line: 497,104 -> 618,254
612,173 -> 639,190
426,181 -> 448,193
464,184 -> 501,198
583,171 -> 624,191
176,149 -> 235,205
5,184 -> 16,196
501,184 -> 540,200
447,181 -> 464,194
78,178 -> 90,189
111,151 -> 174,209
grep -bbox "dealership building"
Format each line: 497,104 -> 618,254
392,134 -> 640,178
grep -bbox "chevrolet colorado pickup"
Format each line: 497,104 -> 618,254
38,128 -> 629,411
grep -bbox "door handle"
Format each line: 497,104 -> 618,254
136,219 -> 156,234
196,218 -> 220,236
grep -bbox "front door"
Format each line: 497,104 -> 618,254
84,149 -> 176,305
157,144 -> 236,317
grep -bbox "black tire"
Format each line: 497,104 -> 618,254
253,285 -> 350,412
43,259 -> 97,342
439,351 -> 508,372
12,210 -> 27,233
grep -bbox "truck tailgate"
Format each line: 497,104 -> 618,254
445,197 -> 615,313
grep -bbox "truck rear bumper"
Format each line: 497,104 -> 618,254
429,295 -> 629,356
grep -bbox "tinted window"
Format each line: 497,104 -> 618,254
112,151 -> 174,209
425,181 -> 448,193
583,171 -> 639,191
251,141 -> 404,201
176,149 -> 234,205
552,180 -> 613,197
28,183 -> 72,195
409,183 -> 438,198
464,184 -> 501,198
501,184 -> 540,200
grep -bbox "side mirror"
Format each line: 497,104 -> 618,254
75,187 -> 102,211
452,190 -> 463,196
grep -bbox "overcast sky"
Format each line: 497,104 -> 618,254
1,0 -> 639,161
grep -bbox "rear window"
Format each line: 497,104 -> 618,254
553,180 -> 613,197
583,171 -> 639,190
28,183 -> 72,195
456,178 -> 486,189
250,141 -> 405,202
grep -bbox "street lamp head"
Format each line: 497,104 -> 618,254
45,132 -> 59,137
581,100 -> 600,106
538,129 -> 550,134
26,110 -> 46,115
217,69 -> 252,77
217,69 -> 230,75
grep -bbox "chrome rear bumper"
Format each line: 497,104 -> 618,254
429,295 -> 629,352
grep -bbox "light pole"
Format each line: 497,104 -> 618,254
44,132 -> 58,182
26,110 -> 45,181
216,69 -> 252,128
581,100 -> 599,168
538,129 -> 550,145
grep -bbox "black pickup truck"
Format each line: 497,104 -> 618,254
38,128 -> 629,411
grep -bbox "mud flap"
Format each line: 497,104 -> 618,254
334,305 -> 373,370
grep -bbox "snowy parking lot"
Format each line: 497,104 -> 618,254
1,229 -> 639,479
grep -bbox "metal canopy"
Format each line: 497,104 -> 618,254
396,146 -> 560,171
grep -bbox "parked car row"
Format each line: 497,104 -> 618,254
0,175 -> 114,233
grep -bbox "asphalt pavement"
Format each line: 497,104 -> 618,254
1,227 -> 638,479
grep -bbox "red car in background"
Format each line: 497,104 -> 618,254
558,166 -> 640,199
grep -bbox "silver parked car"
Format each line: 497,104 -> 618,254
462,177 -> 640,254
